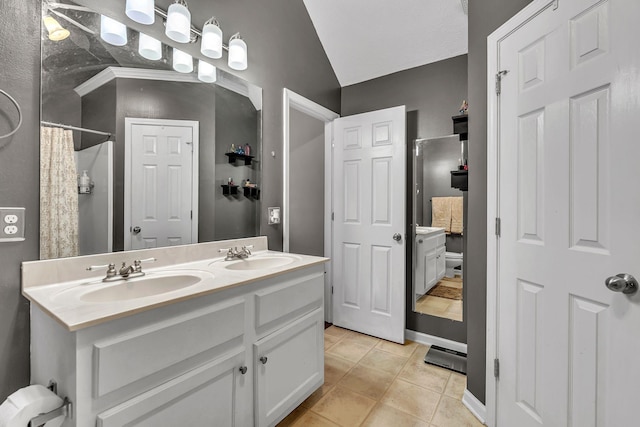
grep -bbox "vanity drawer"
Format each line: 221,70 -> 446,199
437,234 -> 446,247
254,271 -> 324,337
93,298 -> 245,397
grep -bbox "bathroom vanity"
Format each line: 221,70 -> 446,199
415,227 -> 446,296
22,237 -> 327,427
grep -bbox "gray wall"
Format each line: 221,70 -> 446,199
342,55 -> 468,344
466,0 -> 532,404
288,108 -> 325,256
0,0 -> 41,401
0,0 -> 340,401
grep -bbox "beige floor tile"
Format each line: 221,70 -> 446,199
375,339 -> 419,358
380,379 -> 441,422
324,355 -> 355,386
312,386 -> 376,427
361,403 -> 429,427
398,356 -> 451,393
430,395 -> 484,427
342,331 -> 381,349
324,334 -> 341,351
324,325 -> 349,339
337,364 -> 395,400
301,384 -> 334,409
326,340 -> 373,363
277,405 -> 307,426
358,348 -> 409,376
291,411 -> 340,427
444,372 -> 467,399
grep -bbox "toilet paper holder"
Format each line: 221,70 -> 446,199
27,381 -> 72,427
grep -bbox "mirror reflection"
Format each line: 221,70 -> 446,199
413,135 -> 466,322
40,0 -> 262,259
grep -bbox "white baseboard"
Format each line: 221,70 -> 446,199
462,388 -> 487,425
404,329 -> 468,354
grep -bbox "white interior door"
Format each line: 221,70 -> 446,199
125,118 -> 199,250
493,0 -> 640,425
332,106 -> 406,343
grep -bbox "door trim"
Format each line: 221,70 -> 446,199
124,117 -> 199,250
486,1 -> 561,425
282,89 -> 339,322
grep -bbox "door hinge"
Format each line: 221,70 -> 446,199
190,210 -> 193,219
494,358 -> 500,378
495,217 -> 501,237
331,212 -> 334,221
495,70 -> 509,95
331,286 -> 334,295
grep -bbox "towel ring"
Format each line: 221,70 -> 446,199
0,89 -> 23,139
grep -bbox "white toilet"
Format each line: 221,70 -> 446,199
445,251 -> 463,278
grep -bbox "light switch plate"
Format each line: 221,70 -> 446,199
0,207 -> 25,242
268,207 -> 280,225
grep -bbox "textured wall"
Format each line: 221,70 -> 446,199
341,55 -> 468,344
0,0 -> 339,401
466,0 -> 532,404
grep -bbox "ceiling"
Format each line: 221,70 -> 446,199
303,0 -> 468,87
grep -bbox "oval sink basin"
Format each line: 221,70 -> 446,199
79,273 -> 206,303
214,255 -> 300,271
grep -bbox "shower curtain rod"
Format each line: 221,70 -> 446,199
41,121 -> 112,137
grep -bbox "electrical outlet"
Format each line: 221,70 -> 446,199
0,207 -> 25,242
268,207 -> 280,225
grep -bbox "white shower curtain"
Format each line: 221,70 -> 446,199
40,127 -> 79,259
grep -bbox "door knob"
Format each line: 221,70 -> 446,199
132,226 -> 141,234
393,233 -> 402,242
259,356 -> 268,365
605,273 -> 638,295
239,366 -> 248,375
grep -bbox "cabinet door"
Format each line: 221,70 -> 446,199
97,349 -> 247,427
436,246 -> 446,280
254,308 -> 324,427
425,248 -> 438,292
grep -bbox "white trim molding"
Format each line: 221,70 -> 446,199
405,329 -> 467,354
486,1 -> 560,426
462,389 -> 487,425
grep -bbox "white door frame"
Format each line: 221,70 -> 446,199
486,1 -> 559,425
124,117 -> 199,250
282,89 -> 339,322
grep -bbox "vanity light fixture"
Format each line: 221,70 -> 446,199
138,33 -> 162,60
172,48 -> 193,73
228,33 -> 247,71
165,0 -> 191,43
43,15 -> 70,41
201,17 -> 223,59
126,0 -> 155,25
197,60 -> 217,83
100,15 -> 128,46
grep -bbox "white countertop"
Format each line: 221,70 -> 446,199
416,226 -> 445,236
22,238 -> 328,331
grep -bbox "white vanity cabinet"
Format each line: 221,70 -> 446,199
30,264 -> 325,427
415,230 -> 446,296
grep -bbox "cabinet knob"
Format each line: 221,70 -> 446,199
259,356 -> 268,365
239,366 -> 248,375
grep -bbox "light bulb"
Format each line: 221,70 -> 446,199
201,18 -> 223,59
126,0 -> 155,25
228,35 -> 247,71
139,33 -> 162,60
43,16 -> 70,41
197,60 -> 217,83
172,48 -> 193,73
100,15 -> 127,46
165,1 -> 191,43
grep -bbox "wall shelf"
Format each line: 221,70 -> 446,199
221,184 -> 239,195
225,153 -> 254,166
243,187 -> 260,199
452,114 -> 468,141
450,170 -> 468,191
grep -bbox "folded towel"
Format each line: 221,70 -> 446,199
431,197 -> 452,232
451,196 -> 464,234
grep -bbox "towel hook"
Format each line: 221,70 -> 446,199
0,89 -> 23,139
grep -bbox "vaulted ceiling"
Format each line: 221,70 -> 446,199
303,0 -> 468,87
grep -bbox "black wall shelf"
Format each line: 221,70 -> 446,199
451,170 -> 468,191
221,184 -> 238,195
452,114 -> 468,141
243,187 -> 260,199
225,152 -> 254,166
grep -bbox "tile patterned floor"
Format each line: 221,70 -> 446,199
277,326 -> 483,427
415,277 -> 463,322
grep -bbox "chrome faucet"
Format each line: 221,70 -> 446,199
87,257 -> 156,282
219,245 -> 253,261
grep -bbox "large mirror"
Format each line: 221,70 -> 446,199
40,0 -> 262,259
412,135 -> 466,322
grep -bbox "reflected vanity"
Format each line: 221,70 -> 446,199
40,0 -> 262,259
412,134 -> 466,322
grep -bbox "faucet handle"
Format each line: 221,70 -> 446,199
219,247 -> 234,253
87,263 -> 116,272
241,245 -> 253,255
133,257 -> 156,273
